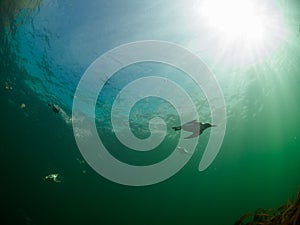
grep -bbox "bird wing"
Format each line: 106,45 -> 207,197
184,131 -> 200,139
183,119 -> 197,126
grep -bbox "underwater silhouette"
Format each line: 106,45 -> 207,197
172,120 -> 215,139
48,103 -> 60,113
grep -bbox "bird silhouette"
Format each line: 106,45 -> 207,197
172,120 -> 215,139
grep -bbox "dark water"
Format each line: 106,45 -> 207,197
1,0 -> 300,224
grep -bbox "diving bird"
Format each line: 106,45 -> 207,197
172,120 -> 216,139
48,103 -> 60,113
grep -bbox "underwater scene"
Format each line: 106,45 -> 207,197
1,0 -> 300,224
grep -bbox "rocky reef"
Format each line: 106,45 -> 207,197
235,189 -> 300,225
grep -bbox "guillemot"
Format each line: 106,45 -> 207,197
172,120 -> 215,139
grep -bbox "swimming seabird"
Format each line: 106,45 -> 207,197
172,120 -> 215,139
48,103 -> 60,113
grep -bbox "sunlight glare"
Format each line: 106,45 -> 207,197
201,0 -> 266,43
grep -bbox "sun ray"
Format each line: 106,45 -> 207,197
187,0 -> 287,67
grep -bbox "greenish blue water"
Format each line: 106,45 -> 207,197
1,0 -> 300,224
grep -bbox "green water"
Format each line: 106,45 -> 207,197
1,0 -> 300,224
